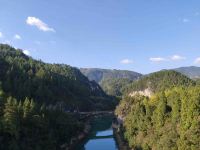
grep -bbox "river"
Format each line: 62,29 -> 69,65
76,115 -> 118,150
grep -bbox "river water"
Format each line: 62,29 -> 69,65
76,115 -> 118,150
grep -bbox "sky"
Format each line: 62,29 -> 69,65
0,0 -> 200,74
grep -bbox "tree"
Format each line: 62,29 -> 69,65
3,97 -> 19,138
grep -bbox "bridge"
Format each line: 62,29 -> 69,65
91,135 -> 113,140
79,111 -> 113,115
68,111 -> 114,120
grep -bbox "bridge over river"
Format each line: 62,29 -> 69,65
68,111 -> 114,120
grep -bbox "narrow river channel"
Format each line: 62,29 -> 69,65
76,115 -> 118,150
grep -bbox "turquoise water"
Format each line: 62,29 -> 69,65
77,115 -> 118,150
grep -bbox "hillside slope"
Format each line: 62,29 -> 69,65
116,87 -> 200,150
124,70 -> 195,97
174,66 -> 200,79
115,70 -> 199,149
80,68 -> 142,83
80,68 -> 142,96
0,44 -> 115,111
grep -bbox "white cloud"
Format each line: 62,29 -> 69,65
26,16 -> 55,32
149,57 -> 166,62
14,34 -> 21,40
182,18 -> 189,23
194,57 -> 200,64
23,50 -> 30,56
120,59 -> 133,64
171,55 -> 186,61
0,32 -> 3,38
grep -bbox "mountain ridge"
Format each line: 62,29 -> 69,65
0,44 -> 115,111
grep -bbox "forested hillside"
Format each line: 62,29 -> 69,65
123,70 -> 195,96
116,87 -> 200,149
80,68 -> 142,83
0,82 -> 84,150
0,44 -> 115,111
0,44 -> 117,150
115,70 -> 200,150
100,78 -> 132,96
80,68 -> 142,96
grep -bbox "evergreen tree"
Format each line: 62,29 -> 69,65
3,97 -> 19,138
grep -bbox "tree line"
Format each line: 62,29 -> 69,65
116,86 -> 200,150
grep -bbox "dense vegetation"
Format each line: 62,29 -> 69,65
116,70 -> 200,149
0,83 -> 83,150
116,87 -> 200,150
80,68 -> 142,96
123,70 -> 195,95
0,44 -> 117,149
0,44 -> 115,111
100,78 -> 132,96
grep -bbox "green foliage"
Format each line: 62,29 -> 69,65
0,44 -> 115,111
0,96 -> 83,150
116,87 -> 200,150
124,70 -> 195,94
0,44 -> 116,149
100,78 -> 132,96
80,68 -> 142,96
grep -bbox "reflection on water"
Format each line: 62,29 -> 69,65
77,115 -> 118,150
96,129 -> 113,136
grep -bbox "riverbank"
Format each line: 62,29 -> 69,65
60,118 -> 91,150
112,118 -> 131,150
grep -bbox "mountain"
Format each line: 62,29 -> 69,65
80,68 -> 142,96
80,68 -> 142,83
0,44 -> 115,111
100,78 -> 132,96
174,66 -> 200,79
116,86 -> 200,150
123,70 -> 195,97
115,70 -> 200,149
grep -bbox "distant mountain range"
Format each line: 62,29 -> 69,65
80,66 -> 200,96
80,66 -> 200,84
80,68 -> 142,96
173,66 -> 200,79
80,68 -> 142,83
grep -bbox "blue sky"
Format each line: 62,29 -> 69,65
1,0 -> 200,74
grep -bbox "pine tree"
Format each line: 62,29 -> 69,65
23,97 -> 31,119
3,97 -> 19,138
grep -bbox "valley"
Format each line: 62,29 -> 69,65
0,44 -> 199,150
1,1 -> 200,149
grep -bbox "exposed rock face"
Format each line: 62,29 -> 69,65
129,88 -> 153,97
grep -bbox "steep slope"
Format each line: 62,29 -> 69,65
124,70 -> 195,97
100,78 -> 132,96
116,87 -> 200,150
115,70 -> 199,149
80,68 -> 142,96
174,66 -> 200,79
0,44 -> 115,111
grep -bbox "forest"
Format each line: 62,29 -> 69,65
0,44 -> 116,150
0,44 -> 200,150
115,71 -> 200,150
0,44 -> 116,111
